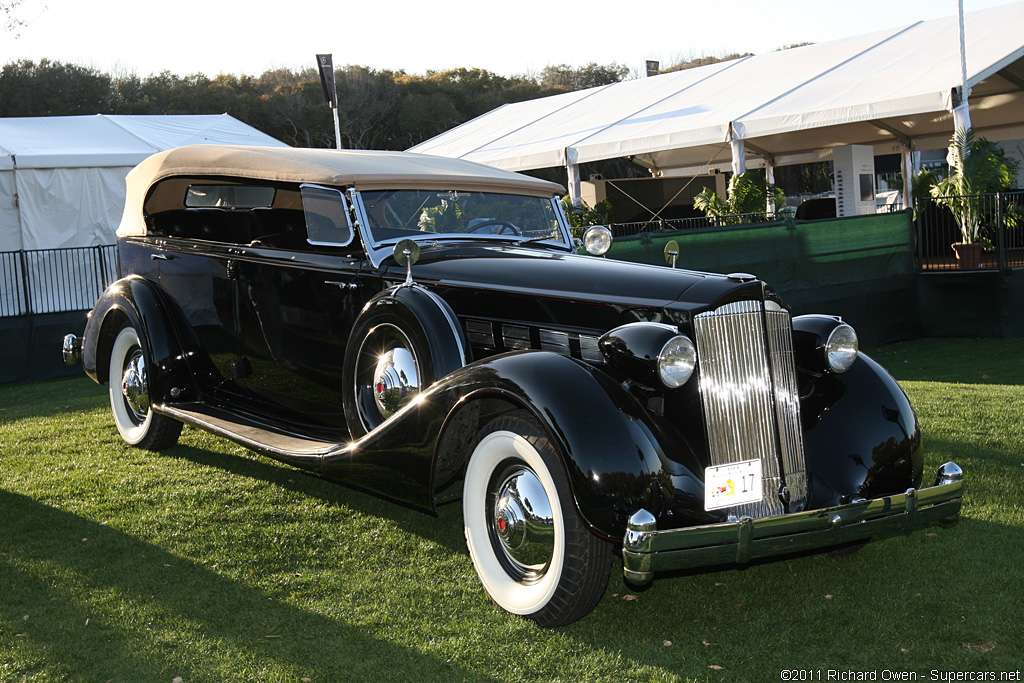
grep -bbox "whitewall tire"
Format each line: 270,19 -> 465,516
108,325 -> 181,450
462,411 -> 611,627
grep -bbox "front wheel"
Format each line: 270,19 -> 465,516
108,325 -> 182,450
462,411 -> 611,627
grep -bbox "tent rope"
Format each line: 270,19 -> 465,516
607,144 -> 728,221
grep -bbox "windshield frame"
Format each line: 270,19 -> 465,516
350,189 -> 574,268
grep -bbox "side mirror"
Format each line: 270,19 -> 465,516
664,240 -> 679,268
394,239 -> 421,286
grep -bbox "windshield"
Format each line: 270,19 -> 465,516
358,190 -> 567,246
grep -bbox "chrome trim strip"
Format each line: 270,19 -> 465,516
348,190 -> 386,268
579,335 -> 603,363
419,286 -> 468,367
539,329 -> 570,356
502,324 -> 531,350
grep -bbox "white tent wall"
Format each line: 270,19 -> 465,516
16,166 -> 131,250
0,114 -> 287,318
0,169 -> 20,252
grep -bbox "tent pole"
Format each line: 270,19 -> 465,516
566,161 -> 582,208
952,0 -> 972,134
764,156 -> 776,216
729,136 -> 746,177
901,144 -> 914,213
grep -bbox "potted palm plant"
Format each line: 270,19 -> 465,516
931,128 -> 1019,268
693,171 -> 786,225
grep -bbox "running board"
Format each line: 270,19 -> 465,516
155,403 -> 344,465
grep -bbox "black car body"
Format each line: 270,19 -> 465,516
64,145 -> 963,627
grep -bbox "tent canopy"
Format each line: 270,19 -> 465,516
0,114 -> 286,170
408,2 -> 1024,177
0,114 -> 287,252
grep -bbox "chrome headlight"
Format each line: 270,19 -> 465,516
825,323 -> 858,373
658,335 -> 696,388
793,315 -> 859,374
582,225 -> 613,256
599,322 -> 697,390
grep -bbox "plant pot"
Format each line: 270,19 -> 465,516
951,242 -> 982,269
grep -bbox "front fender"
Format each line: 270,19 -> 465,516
446,351 -> 689,541
320,351 -> 696,539
801,352 -> 923,507
82,275 -> 205,403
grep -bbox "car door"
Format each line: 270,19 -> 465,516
233,185 -> 371,436
150,209 -> 242,396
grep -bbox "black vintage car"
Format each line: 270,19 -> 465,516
63,145 -> 963,627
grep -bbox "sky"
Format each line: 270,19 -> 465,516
1,0 -> 1021,79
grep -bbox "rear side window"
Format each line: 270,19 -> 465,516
301,184 -> 354,247
185,184 -> 276,209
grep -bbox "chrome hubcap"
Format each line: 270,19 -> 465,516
121,349 -> 149,421
372,346 -> 419,418
492,465 -> 555,577
355,323 -> 421,429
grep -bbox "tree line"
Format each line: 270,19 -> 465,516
0,59 -> 633,150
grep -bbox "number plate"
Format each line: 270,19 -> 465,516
704,459 -> 763,511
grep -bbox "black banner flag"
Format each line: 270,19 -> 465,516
316,54 -> 338,109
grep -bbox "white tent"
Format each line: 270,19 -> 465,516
0,114 -> 287,252
0,114 -> 286,316
409,2 -> 1024,194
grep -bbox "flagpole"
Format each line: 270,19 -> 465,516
955,0 -> 971,133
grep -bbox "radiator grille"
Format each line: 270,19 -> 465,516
693,300 -> 807,518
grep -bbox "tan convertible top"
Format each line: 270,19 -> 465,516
118,145 -> 565,237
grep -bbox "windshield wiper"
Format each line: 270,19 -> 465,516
516,235 -> 560,245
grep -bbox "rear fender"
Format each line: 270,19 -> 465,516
82,275 -> 207,403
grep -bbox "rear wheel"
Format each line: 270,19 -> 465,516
462,411 -> 611,627
108,325 -> 181,450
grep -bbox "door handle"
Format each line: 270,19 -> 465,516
326,281 -> 358,290
150,253 -> 172,261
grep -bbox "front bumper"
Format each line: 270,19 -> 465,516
622,462 -> 964,585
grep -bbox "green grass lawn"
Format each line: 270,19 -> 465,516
1,339 -> 1022,682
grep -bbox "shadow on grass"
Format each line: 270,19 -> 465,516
563,440 -> 1024,678
162,435 -> 470,557
0,489 -> 496,683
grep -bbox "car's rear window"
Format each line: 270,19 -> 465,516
185,184 -> 276,209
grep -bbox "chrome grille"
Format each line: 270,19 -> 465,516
694,300 -> 807,518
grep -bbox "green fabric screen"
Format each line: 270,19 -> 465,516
605,211 -> 915,294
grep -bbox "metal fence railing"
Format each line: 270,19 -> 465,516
916,191 -> 1024,271
0,245 -> 119,317
611,212 -> 780,238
